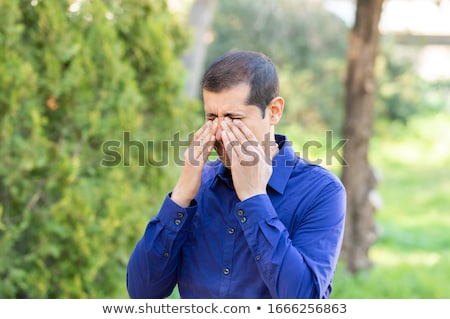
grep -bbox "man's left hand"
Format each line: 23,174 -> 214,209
221,118 -> 278,201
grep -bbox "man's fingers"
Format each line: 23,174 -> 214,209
222,121 -> 241,156
221,127 -> 237,156
201,119 -> 217,157
193,120 -> 209,140
224,118 -> 247,145
221,129 -> 240,164
233,119 -> 258,142
191,119 -> 217,163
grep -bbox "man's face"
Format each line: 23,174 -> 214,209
202,83 -> 272,167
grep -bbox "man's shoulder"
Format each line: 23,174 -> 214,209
292,158 -> 345,190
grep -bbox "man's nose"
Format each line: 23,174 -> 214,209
215,118 -> 223,141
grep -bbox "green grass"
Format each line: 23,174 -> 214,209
331,113 -> 450,298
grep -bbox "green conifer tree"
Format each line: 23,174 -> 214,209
0,0 -> 197,298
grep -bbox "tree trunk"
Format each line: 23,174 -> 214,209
340,0 -> 384,273
182,0 -> 217,99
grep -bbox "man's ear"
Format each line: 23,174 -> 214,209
268,96 -> 284,125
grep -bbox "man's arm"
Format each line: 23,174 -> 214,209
235,182 -> 345,298
127,120 -> 217,298
126,195 -> 197,298
222,119 -> 345,298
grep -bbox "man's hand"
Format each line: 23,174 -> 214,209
171,119 -> 217,207
221,118 -> 278,201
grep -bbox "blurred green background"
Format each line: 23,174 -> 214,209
1,0 -> 449,298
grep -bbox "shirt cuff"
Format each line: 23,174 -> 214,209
156,193 -> 197,231
233,194 -> 278,226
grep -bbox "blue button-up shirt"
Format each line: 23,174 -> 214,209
127,134 -> 346,298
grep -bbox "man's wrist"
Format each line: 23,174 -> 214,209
170,192 -> 193,208
238,190 -> 267,202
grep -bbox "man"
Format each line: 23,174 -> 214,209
126,50 -> 346,298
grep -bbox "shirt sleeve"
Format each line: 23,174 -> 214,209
234,181 -> 346,298
126,193 -> 197,298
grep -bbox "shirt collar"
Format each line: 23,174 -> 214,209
215,163 -> 233,189
268,134 -> 297,194
209,134 -> 296,194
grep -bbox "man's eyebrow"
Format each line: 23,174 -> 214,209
205,112 -> 246,117
224,112 -> 245,117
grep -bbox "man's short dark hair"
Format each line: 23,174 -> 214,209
201,50 -> 279,118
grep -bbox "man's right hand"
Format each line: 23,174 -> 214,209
171,119 -> 217,207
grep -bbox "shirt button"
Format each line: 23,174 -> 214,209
223,268 -> 230,275
164,252 -> 169,257
240,216 -> 247,224
237,209 -> 244,216
256,255 -> 261,261
177,212 -> 184,218
175,219 -> 181,225
228,228 -> 235,235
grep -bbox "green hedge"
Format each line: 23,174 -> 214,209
0,0 -> 197,298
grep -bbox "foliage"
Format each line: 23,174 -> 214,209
0,0 -> 198,298
206,0 -> 348,70
375,36 -> 448,124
